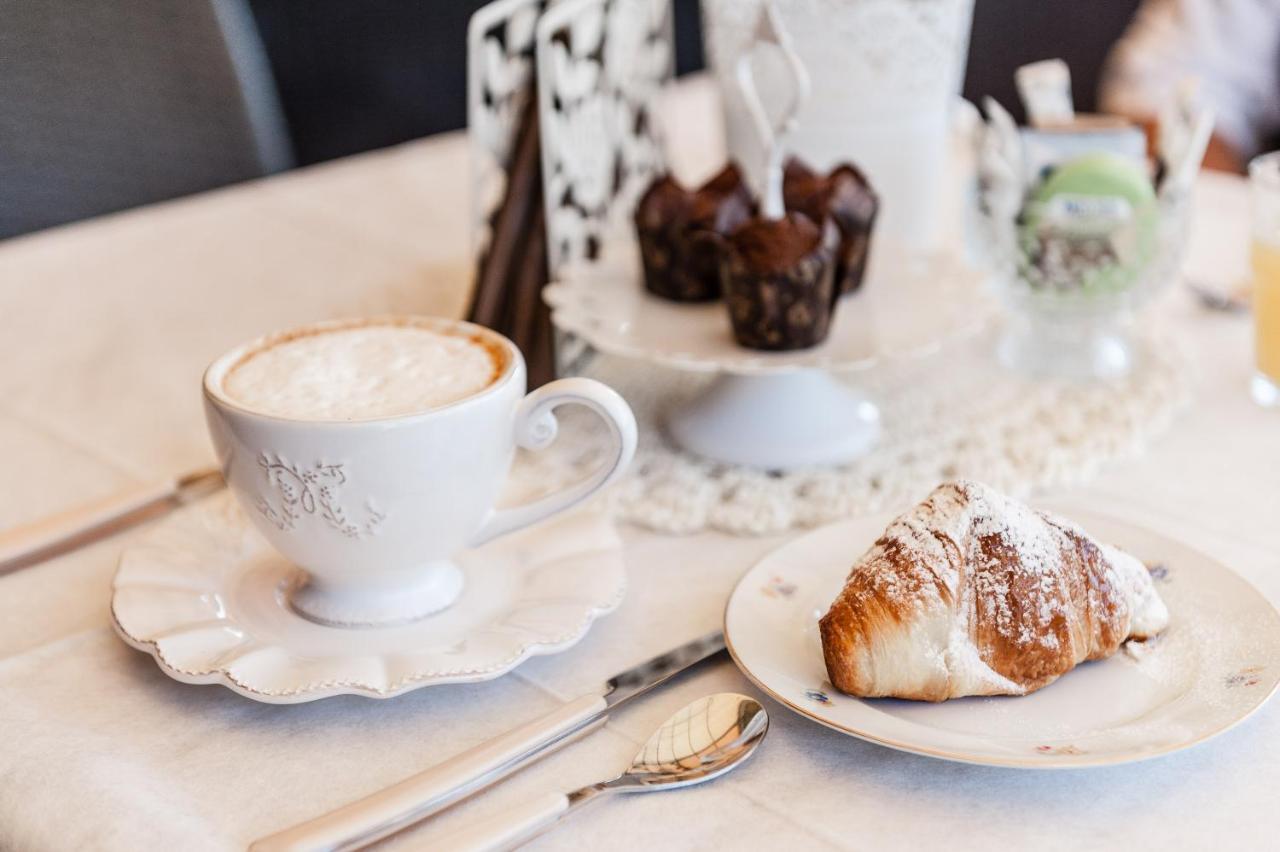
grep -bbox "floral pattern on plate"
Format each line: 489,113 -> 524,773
1226,666 -> 1265,688
762,576 -> 798,599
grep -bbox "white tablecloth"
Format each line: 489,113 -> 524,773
1,79 -> 1277,851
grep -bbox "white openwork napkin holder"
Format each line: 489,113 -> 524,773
534,0 -> 674,276
468,0 -> 547,267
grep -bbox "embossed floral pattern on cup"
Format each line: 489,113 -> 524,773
255,453 -> 386,539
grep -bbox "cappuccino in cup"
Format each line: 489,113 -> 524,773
203,316 -> 637,627
221,321 -> 507,420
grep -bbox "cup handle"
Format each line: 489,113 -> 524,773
470,377 -> 637,546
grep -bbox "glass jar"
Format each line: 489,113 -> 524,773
974,179 -> 1190,381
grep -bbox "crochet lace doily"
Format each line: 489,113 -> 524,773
513,326 -> 1192,537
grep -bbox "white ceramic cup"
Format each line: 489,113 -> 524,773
202,316 -> 637,627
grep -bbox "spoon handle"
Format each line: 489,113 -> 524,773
433,792 -> 570,851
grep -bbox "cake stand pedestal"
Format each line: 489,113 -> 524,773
545,241 -> 988,471
666,371 -> 880,468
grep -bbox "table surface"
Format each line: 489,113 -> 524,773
1,79 -> 1277,851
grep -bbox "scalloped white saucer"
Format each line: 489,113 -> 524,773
726,506 -> 1280,768
112,492 -> 625,704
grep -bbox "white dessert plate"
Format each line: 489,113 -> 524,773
112,492 -> 625,704
724,507 -> 1280,768
544,238 -> 993,376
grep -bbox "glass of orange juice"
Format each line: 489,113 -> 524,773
1251,152 -> 1280,406
1249,151 -> 1280,401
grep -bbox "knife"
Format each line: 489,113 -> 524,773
0,467 -> 224,576
249,631 -> 728,852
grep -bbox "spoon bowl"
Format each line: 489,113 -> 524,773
603,692 -> 769,794
436,693 -> 769,851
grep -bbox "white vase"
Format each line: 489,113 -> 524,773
701,0 -> 974,251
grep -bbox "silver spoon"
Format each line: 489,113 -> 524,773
432,693 -> 768,851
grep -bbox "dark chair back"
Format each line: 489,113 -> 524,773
0,0 -> 292,239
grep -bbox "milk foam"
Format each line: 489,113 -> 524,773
222,325 -> 502,420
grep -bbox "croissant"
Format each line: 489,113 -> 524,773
819,480 -> 1169,701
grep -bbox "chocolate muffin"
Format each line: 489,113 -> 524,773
783,157 -> 878,296
723,211 -> 839,350
634,164 -> 754,301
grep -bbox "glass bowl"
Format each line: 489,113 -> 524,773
974,182 -> 1190,380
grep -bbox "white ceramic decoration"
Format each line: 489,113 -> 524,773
112,492 -> 625,704
545,239 -> 990,468
702,0 -> 975,250
467,0 -> 547,265
534,0 -> 673,277
203,317 -> 637,627
725,506 -> 1280,767
733,0 -> 810,220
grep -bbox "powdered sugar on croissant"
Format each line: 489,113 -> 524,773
819,480 -> 1169,701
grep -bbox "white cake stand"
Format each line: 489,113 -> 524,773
545,239 -> 992,469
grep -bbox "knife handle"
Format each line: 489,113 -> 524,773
0,478 -> 178,575
249,693 -> 608,852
